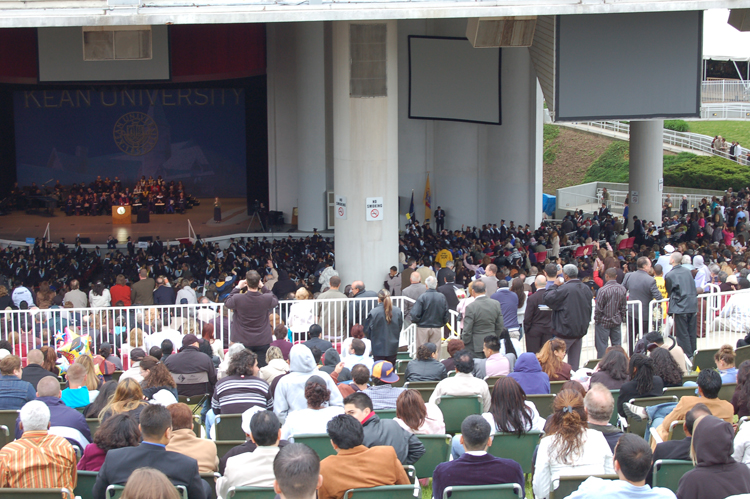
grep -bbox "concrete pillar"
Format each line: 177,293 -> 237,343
332,20 -> 399,290
628,120 -> 664,225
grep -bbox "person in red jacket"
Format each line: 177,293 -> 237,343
109,274 -> 131,307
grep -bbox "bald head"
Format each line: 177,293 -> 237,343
535,275 -> 547,288
37,376 -> 61,398
410,272 -> 421,284
27,349 -> 44,366
66,364 -> 86,388
670,252 -> 683,266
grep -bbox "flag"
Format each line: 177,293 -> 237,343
407,191 -> 415,221
424,174 -> 432,221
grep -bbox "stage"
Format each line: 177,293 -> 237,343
0,198 -> 298,244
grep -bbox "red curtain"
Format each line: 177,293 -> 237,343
0,28 -> 38,84
170,24 -> 266,82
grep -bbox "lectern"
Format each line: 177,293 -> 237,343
112,205 -> 131,225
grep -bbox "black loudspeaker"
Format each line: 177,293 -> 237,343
78,237 -> 91,244
138,236 -> 153,242
137,209 -> 150,224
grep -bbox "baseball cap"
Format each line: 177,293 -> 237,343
371,361 -> 399,383
182,334 -> 200,347
240,406 -> 266,436
664,244 -> 675,253
130,348 -> 146,361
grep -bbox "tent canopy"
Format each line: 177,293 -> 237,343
704,9 -> 750,62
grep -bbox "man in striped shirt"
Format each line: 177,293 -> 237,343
0,400 -> 77,491
594,268 -> 628,358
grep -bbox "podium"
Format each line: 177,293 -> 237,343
112,206 -> 131,225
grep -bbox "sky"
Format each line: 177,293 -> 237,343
704,9 -> 750,61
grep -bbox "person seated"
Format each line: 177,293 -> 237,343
642,332 -> 687,374
625,369 -> 733,442
270,324 -> 293,361
362,360 -> 406,410
508,352 -> 551,394
281,376 -> 344,440
317,414 -> 410,499
428,350 -> 491,412
118,467 -> 182,499
218,407 -> 290,475
567,434 -> 677,499
584,383 -> 623,452
405,343 -> 447,382
337,364 -> 370,399
22,349 -> 52,390
212,349 -> 272,416
677,415 -> 750,499
61,364 -> 97,409
273,443 -> 323,499
93,404 -> 211,499
217,410 -> 283,499
343,392 -> 425,465
303,324 -> 333,353
646,404 -> 711,485
163,334 -> 217,399
649,348 -> 683,388
165,403 -> 218,473
433,415 -> 524,499
95,343 -> 123,378
100,379 -> 149,424
118,348 -> 147,384
18,376 -> 92,454
342,339 -> 374,372
393,388 -> 445,435
617,354 -> 664,417
537,338 -> 573,382
78,413 -> 141,472
482,335 -> 511,377
258,346 -> 290,385
532,390 -> 614,499
84,381 -> 118,419
715,344 -> 738,384
589,348 -> 629,390
0,400 -> 77,490
0,355 -> 36,410
319,348 -> 351,383
139,356 -> 178,400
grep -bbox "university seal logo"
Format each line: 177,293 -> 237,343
113,111 -> 159,156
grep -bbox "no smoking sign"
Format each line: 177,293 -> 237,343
366,197 -> 384,222
335,196 -> 347,220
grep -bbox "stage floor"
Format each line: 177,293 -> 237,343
0,198 -> 295,244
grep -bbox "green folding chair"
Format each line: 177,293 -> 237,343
609,390 -> 620,427
0,410 -> 19,444
718,382 -> 737,402
227,487 -> 276,499
413,434 -> 451,479
201,472 -> 218,499
397,351 -> 412,361
0,424 -> 9,448
736,345 -> 750,367
215,414 -> 246,441
443,483 -> 522,499
550,475 -> 618,499
691,348 -> 719,371
111,371 -> 123,382
434,395 -> 483,434
291,433 -> 336,460
663,386 -> 698,400
682,373 -> 698,384
485,376 -> 504,391
106,485 -> 187,499
86,418 -> 101,438
526,394 -> 555,419
0,489 -> 73,499
403,381 -> 439,403
487,431 -> 542,475
550,381 -> 567,395
584,359 -> 601,370
396,360 -> 409,375
343,484 -> 416,499
668,420 -> 687,441
653,459 -> 694,493
75,470 -> 98,499
215,440 -> 246,460
625,396 -> 678,437
377,409 -> 397,420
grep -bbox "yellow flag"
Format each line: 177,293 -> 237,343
424,174 -> 432,222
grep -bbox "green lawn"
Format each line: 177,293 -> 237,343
687,120 -> 750,145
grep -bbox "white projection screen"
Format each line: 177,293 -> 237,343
409,36 -> 501,125
555,11 -> 702,121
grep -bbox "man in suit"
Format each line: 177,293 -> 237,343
436,260 -> 455,287
432,415 -> 524,499
622,257 -> 663,354
523,275 -> 555,354
153,276 -> 176,305
461,281 -> 504,358
93,404 -> 209,499
434,206 -> 445,232
130,268 -> 155,305
437,273 -> 462,312
480,264 -> 500,296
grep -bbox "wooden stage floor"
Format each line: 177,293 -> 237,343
0,198 -> 280,244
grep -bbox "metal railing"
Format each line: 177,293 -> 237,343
596,188 -> 722,215
702,81 -> 750,103
701,103 -> 750,121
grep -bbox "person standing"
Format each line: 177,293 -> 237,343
214,197 -> 221,223
225,270 -> 279,367
401,272 -> 426,325
622,257 -> 662,354
523,275 -> 555,354
594,269 -> 628,358
543,264 -> 593,371
385,267 -> 402,297
130,268 -> 155,306
461,281 -> 504,358
317,276 -> 348,341
480,265 -> 500,297
434,206 -> 445,232
665,252 -> 698,359
365,290 -> 403,365
410,276 -> 450,351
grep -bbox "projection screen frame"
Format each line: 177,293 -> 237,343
408,35 -> 502,126
553,12 -> 702,122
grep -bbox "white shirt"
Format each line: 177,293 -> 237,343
89,289 -> 111,308
281,406 -> 345,441
342,353 -> 374,372
340,337 -> 372,359
118,363 -> 144,384
216,446 -> 280,499
428,372 -> 491,412
286,301 -> 316,334
145,328 -> 184,352
719,291 -> 750,331
176,287 -> 198,305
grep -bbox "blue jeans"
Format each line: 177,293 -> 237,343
645,402 -> 678,439
451,434 -> 465,459
205,409 -> 216,437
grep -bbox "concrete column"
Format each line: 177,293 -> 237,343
333,20 -> 399,290
629,120 -> 663,225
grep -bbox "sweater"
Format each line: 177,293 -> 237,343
78,443 -> 107,471
432,452 -> 524,499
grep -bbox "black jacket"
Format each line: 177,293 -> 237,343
410,289 -> 450,328
163,346 -> 217,397
617,376 -> 664,417
646,437 -> 691,485
405,359 -> 447,382
153,285 -> 176,305
93,442 -> 209,499
523,288 -> 555,339
543,279 -> 593,339
437,282 -> 461,311
665,264 -> 698,314
21,363 -> 51,390
362,413 -> 425,465
365,304 -> 403,357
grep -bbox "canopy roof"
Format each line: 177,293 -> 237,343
704,9 -> 750,62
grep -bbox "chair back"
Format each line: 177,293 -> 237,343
111,371 -> 123,382
75,471 -> 98,499
682,373 -> 698,384
228,487 -> 277,499
626,396 -> 678,437
377,409 -> 397,420
549,381 -> 567,395
0,410 -> 18,447
663,386 -> 698,400
653,459 -> 694,493
584,359 -> 601,370
215,440 -> 246,460
343,484 -> 416,499
443,483 -> 522,499
691,348 -> 719,372
736,345 -> 750,367
413,435 -> 451,479
215,414 -> 245,441
86,418 -> 101,438
668,420 -> 687,441
403,381 -> 439,403
106,485 -> 186,499
434,395 -> 483,434
0,489 -> 73,499
485,376 -> 503,391
718,383 -> 737,402
526,394 -> 555,419
549,475 -> 618,499
291,433 -> 336,460
487,431 -> 542,475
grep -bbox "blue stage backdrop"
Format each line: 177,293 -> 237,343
13,88 -> 247,197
